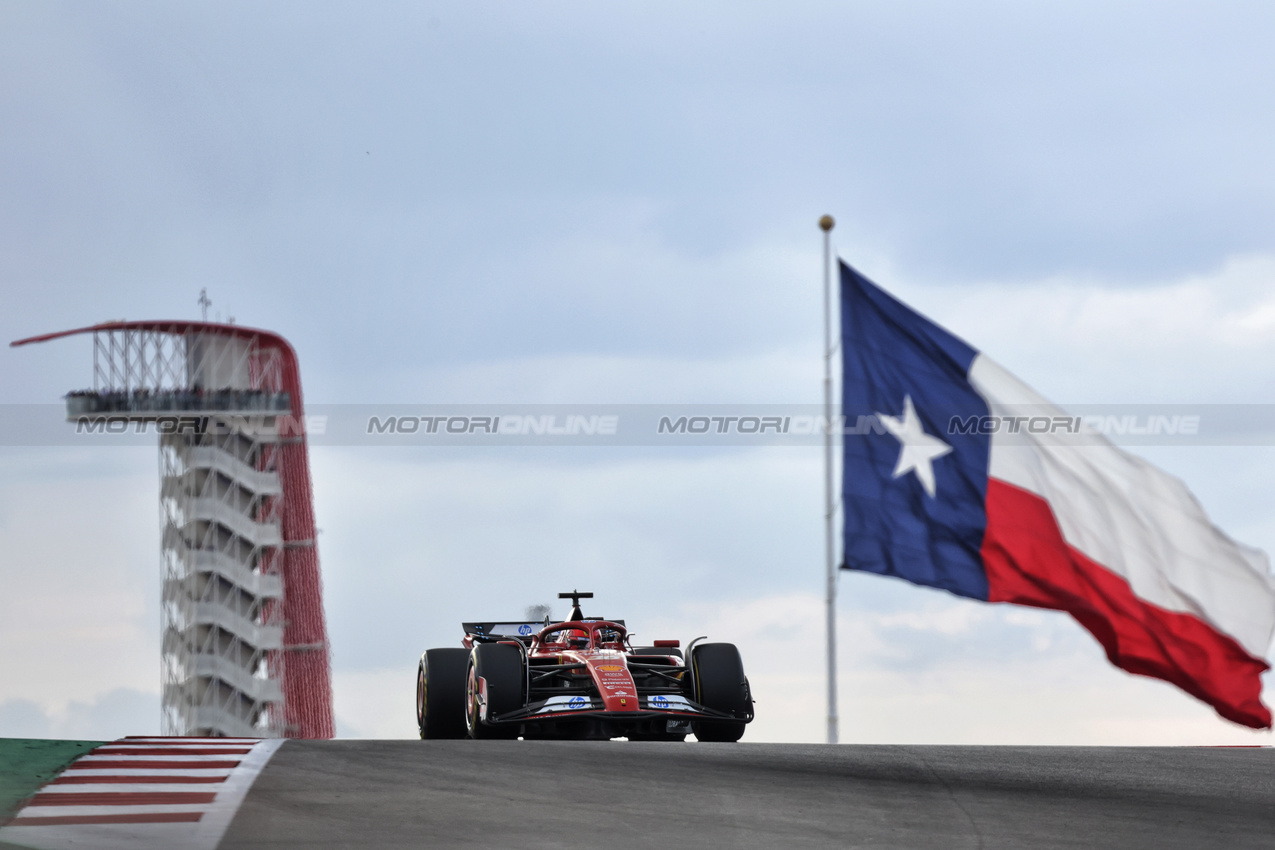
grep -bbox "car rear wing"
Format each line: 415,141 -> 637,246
463,619 -> 627,643
463,621 -> 543,641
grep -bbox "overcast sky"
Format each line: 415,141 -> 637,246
4,1 -> 1275,744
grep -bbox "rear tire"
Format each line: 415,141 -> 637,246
465,644 -> 524,740
417,648 -> 469,739
688,643 -> 750,743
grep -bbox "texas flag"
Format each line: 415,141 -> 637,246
839,261 -> 1275,729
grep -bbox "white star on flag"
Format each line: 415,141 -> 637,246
876,395 -> 952,498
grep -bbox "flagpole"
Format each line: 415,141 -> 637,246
820,213 -> 838,745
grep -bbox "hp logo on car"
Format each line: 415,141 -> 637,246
518,624 -> 533,635
651,695 -> 669,709
568,696 -> 587,709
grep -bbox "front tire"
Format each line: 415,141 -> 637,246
465,643 -> 524,739
418,648 -> 469,739
688,642 -> 750,743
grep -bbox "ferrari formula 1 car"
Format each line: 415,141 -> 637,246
416,591 -> 754,742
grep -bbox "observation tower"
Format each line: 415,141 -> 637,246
12,321 -> 335,739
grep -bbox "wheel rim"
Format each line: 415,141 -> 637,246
465,664 -> 479,736
416,668 -> 426,726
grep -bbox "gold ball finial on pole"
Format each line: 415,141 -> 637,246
818,214 -> 835,232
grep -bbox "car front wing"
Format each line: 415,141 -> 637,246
485,693 -> 748,726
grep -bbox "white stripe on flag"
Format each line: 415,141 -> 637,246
968,353 -> 1275,658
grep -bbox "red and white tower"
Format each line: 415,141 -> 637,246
12,321 -> 335,739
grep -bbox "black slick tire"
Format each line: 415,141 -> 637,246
465,643 -> 524,740
418,648 -> 469,739
688,642 -> 750,743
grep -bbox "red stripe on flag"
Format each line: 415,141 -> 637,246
65,760 -> 240,770
981,477 -> 1273,729
11,812 -> 204,826
30,791 -> 218,807
51,775 -> 228,785
92,747 -> 252,756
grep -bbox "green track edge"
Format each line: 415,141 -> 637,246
0,738 -> 105,827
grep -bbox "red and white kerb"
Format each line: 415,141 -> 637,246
0,736 -> 283,850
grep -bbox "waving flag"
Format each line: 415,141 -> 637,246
840,261 -> 1275,728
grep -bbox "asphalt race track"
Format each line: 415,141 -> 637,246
219,742 -> 1274,849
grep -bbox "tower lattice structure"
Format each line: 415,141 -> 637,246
12,321 -> 335,739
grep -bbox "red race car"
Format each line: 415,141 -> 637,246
416,591 -> 754,742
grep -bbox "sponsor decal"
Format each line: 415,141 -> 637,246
597,665 -> 624,672
535,696 -> 593,715
649,695 -> 694,711
490,623 -> 538,636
